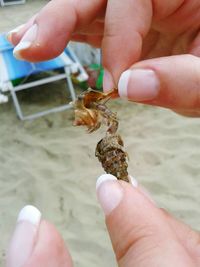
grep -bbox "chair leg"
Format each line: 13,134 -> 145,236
10,71 -> 76,120
64,67 -> 76,101
10,87 -> 24,120
11,86 -> 73,120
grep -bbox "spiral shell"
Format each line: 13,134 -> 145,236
95,133 -> 129,182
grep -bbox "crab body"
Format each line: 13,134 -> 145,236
72,88 -> 118,133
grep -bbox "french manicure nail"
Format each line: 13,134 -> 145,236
13,24 -> 38,59
118,69 -> 160,101
6,205 -> 41,267
129,175 -> 138,187
7,24 -> 25,43
17,205 -> 41,225
103,69 -> 115,92
96,174 -> 123,215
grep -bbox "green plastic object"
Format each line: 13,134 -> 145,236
96,66 -> 104,90
88,63 -> 104,90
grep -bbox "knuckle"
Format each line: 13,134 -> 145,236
115,223 -> 158,261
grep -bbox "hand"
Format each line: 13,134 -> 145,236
6,206 -> 73,267
6,176 -> 200,267
7,0 -> 200,116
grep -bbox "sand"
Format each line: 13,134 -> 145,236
0,1 -> 200,267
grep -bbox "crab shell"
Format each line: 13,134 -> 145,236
72,88 -> 118,132
74,107 -> 101,132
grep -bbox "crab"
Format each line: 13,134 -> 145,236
72,88 -> 129,183
71,88 -> 119,133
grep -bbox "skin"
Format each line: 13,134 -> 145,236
9,0 -> 200,116
6,1 -> 200,266
15,181 -> 200,267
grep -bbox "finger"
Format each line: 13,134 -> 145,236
75,21 -> 104,36
9,0 -> 106,61
72,34 -> 102,47
96,174 -> 193,267
102,0 -> 152,90
7,15 -> 37,45
6,205 -> 42,267
173,108 -> 200,117
161,209 -> 200,258
6,205 -> 72,267
25,220 -> 72,267
189,31 -> 200,57
118,55 -> 200,113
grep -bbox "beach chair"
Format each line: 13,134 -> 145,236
0,0 -> 25,7
0,34 -> 88,120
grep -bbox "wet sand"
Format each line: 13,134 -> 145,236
0,1 -> 200,266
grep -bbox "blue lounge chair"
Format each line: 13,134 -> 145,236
0,34 -> 88,120
0,0 -> 26,7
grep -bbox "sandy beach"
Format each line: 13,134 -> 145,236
0,1 -> 200,267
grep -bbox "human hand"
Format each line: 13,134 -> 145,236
6,206 -> 73,267
6,176 -> 200,267
7,0 -> 200,116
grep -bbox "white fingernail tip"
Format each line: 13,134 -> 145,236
7,24 -> 25,41
96,174 -> 117,190
17,205 -> 41,226
13,41 -> 31,59
129,175 -> 138,187
118,70 -> 131,99
13,41 -> 31,52
13,24 -> 38,59
96,174 -> 138,189
21,24 -> 38,43
9,24 -> 25,34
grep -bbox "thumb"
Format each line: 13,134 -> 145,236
8,0 -> 105,62
6,205 -> 72,267
96,174 -> 193,267
102,0 -> 152,90
118,55 -> 200,116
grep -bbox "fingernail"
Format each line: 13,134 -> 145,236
96,174 -> 123,215
103,69 -> 115,92
7,24 -> 25,43
129,175 -> 138,187
118,69 -> 160,101
13,24 -> 38,59
6,205 -> 41,267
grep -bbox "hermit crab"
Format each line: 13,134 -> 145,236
71,88 -> 129,183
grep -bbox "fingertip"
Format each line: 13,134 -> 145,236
6,205 -> 42,267
103,69 -> 115,92
7,14 -> 38,46
12,22 -> 64,62
26,220 -> 73,267
96,173 -> 117,191
17,205 -> 41,226
10,7 -> 74,61
118,68 -> 160,101
6,24 -> 26,44
96,174 -> 123,216
118,70 -> 131,99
